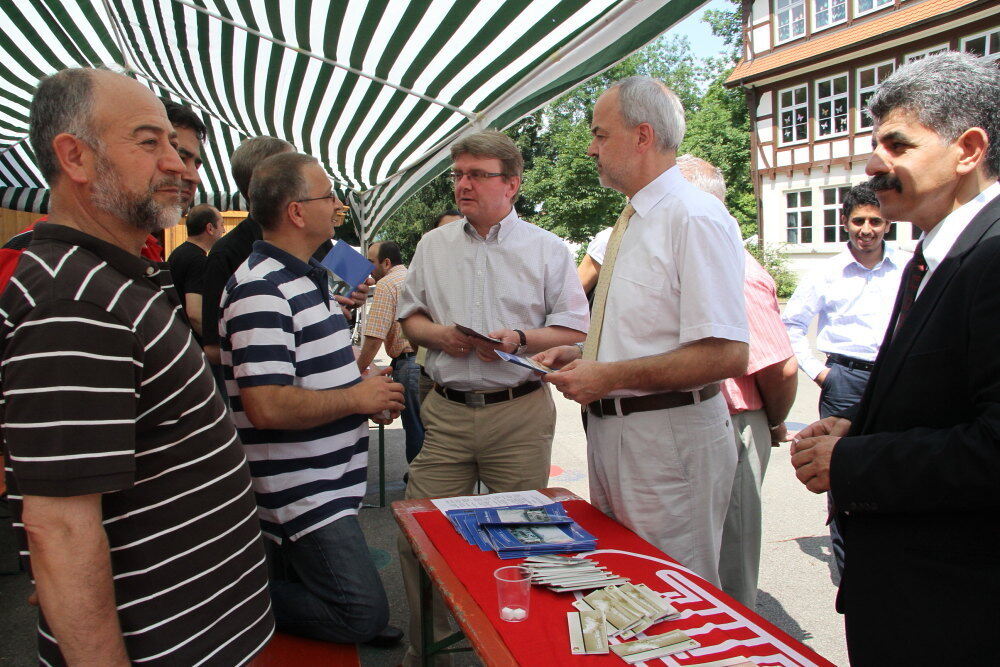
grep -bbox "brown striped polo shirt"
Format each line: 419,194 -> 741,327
0,222 -> 273,666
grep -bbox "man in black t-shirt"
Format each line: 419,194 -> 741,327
168,203 -> 222,339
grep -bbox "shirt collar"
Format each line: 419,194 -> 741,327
921,180 -> 1000,274
629,165 -> 685,218
32,222 -> 159,281
836,241 -> 901,272
462,207 -> 521,243
385,263 -> 407,279
253,240 -> 323,278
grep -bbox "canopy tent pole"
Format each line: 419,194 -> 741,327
100,0 -> 137,72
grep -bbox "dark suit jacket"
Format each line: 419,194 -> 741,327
830,190 -> 1000,665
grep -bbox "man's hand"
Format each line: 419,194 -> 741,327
769,422 -> 788,446
543,359 -> 614,405
348,367 -> 405,415
532,345 -> 581,370
794,416 -> 852,440
473,329 -> 519,362
790,435 -> 839,493
814,368 -> 829,387
334,277 -> 374,311
370,410 -> 401,426
440,325 -> 476,358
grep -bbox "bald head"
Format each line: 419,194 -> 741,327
677,154 -> 726,202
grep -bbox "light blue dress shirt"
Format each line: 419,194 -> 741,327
782,243 -> 909,380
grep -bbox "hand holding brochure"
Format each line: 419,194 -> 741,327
320,240 -> 375,297
454,323 -> 503,344
494,350 -> 557,374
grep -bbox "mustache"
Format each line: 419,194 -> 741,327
868,174 -> 901,192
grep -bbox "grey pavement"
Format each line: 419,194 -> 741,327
0,355 -> 846,666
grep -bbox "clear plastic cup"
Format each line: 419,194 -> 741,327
494,565 -> 531,622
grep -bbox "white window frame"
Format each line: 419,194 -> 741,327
786,189 -> 814,245
775,0 -> 807,45
814,73 -> 850,139
961,28 -> 1000,62
778,83 -> 809,147
821,185 -> 852,244
856,59 -> 895,131
812,0 -> 847,33
854,0 -> 893,19
906,43 -> 949,62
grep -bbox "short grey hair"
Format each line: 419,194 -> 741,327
248,152 -> 315,230
676,154 -> 726,202
610,76 -> 686,152
29,68 -> 101,183
231,135 -> 295,198
869,51 -> 1000,178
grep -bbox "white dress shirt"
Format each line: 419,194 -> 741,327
398,208 -> 589,391
917,180 -> 1000,297
586,227 -> 613,264
782,243 -> 909,380
597,166 -> 749,397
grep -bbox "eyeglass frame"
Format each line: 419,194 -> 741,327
295,192 -> 340,204
448,169 -> 506,183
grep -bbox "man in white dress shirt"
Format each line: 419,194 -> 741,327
782,183 -> 907,422
538,76 -> 749,586
781,182 -> 907,576
396,130 -> 589,663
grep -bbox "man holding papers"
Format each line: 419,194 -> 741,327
397,129 -> 589,663
537,77 -> 749,586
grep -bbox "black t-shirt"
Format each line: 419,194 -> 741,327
167,240 -> 207,300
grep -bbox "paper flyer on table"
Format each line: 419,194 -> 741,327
431,490 -> 554,513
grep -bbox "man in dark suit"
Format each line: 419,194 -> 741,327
791,51 -> 1000,665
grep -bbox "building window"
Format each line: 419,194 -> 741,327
814,0 -> 846,31
906,44 -> 949,62
822,186 -> 851,243
815,74 -> 849,138
855,0 -> 892,17
779,84 -> 809,145
776,0 -> 806,44
857,61 -> 895,130
962,29 -> 1000,62
787,190 -> 813,244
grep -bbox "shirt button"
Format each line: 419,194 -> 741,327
145,266 -> 156,276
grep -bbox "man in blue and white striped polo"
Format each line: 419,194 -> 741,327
219,151 -> 406,646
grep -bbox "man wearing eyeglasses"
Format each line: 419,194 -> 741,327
396,130 -> 590,662
218,152 -> 405,647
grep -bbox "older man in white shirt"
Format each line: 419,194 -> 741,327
538,76 -> 749,586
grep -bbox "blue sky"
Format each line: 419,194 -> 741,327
670,0 -> 732,61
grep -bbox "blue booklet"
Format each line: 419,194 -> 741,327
320,240 -> 375,297
473,505 -> 573,526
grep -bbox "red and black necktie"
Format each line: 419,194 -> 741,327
894,241 -> 927,335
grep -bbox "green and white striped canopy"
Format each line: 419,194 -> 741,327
0,0 -> 699,238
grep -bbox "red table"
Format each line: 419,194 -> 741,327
394,488 -> 835,667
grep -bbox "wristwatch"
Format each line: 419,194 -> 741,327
513,329 -> 527,354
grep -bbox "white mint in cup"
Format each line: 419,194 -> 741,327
494,565 -> 531,622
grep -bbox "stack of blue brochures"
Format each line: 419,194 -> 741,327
445,503 -> 597,559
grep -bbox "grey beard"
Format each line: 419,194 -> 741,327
92,156 -> 182,233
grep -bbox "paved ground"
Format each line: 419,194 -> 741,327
0,356 -> 846,666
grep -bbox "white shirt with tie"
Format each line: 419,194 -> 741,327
585,165 -> 747,587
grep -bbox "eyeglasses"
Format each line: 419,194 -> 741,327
296,193 -> 339,203
449,170 -> 504,183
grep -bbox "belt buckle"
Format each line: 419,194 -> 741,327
465,392 -> 486,408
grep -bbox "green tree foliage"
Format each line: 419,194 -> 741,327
748,242 -> 798,299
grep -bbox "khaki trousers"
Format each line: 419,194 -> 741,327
398,384 -> 556,663
586,392 -> 736,586
718,408 -> 771,607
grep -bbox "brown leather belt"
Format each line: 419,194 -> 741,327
587,383 -> 721,418
434,380 -> 542,407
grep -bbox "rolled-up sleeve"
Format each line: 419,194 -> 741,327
543,240 -> 590,333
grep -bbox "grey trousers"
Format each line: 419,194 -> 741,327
718,408 -> 771,608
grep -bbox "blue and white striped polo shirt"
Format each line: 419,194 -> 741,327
220,241 -> 368,542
